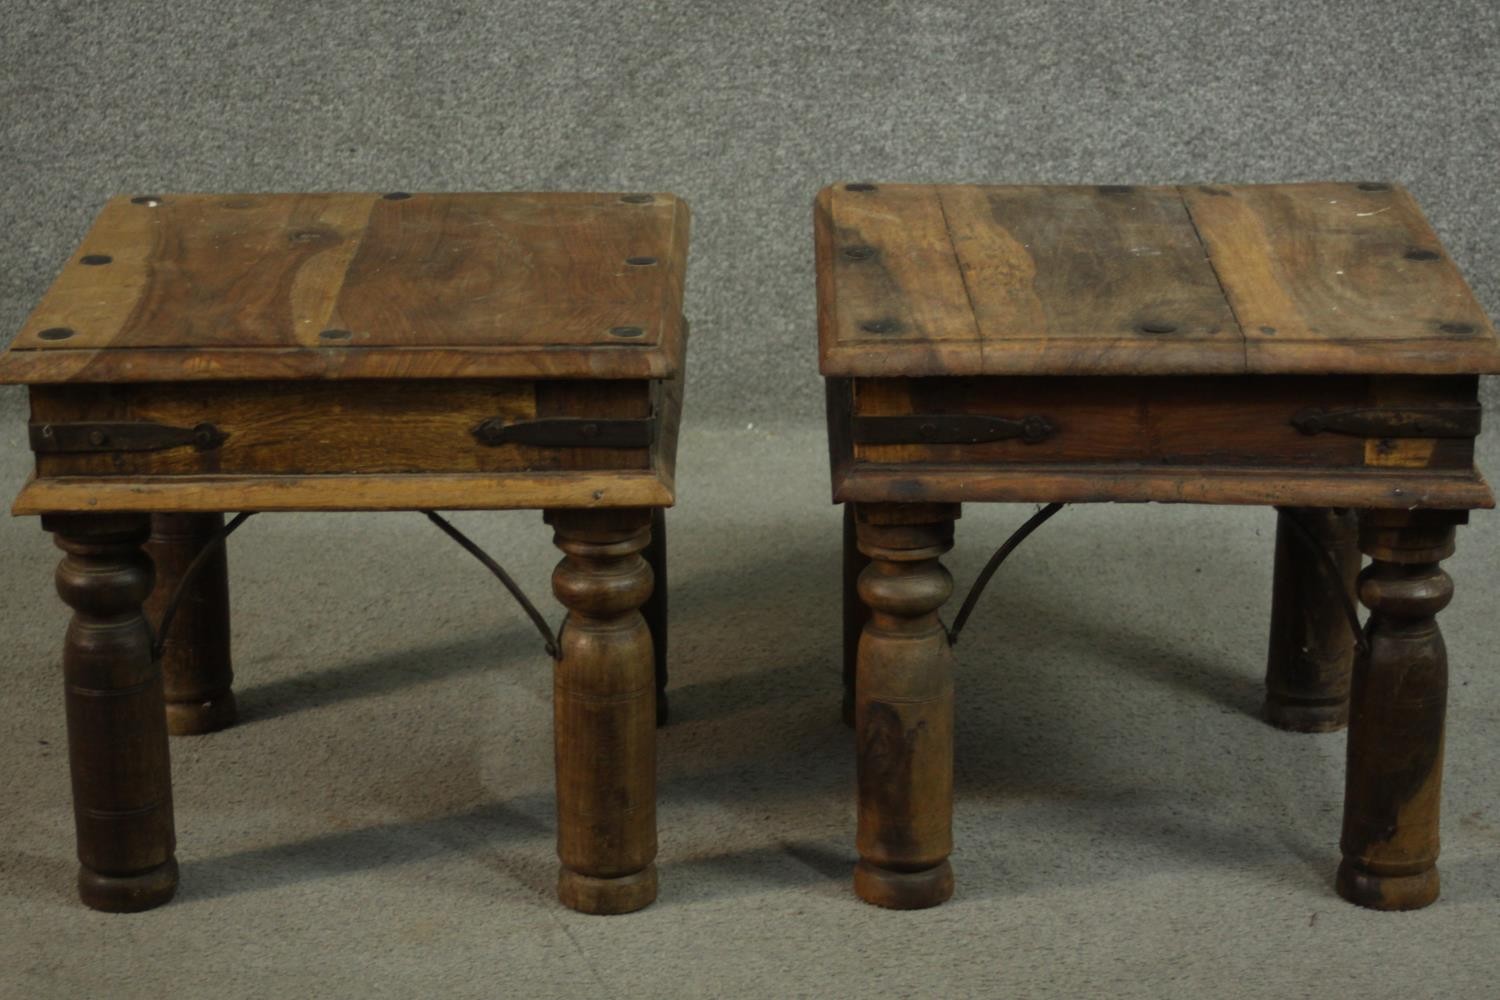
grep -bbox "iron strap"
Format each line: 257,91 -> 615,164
946,503 -> 1065,647
424,511 -> 561,659
1290,405 -> 1480,439
31,420 -> 228,454
1279,508 -> 1369,657
150,512 -> 255,661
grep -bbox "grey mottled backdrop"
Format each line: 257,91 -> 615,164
2,0 -> 1497,423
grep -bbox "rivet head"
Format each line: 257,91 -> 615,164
621,194 -> 655,204
38,327 -> 74,341
1139,321 -> 1178,334
845,183 -> 877,192
918,422 -> 938,439
1020,416 -> 1053,443
1356,182 -> 1391,192
80,254 -> 113,265
580,423 -> 600,438
383,191 -> 412,200
610,325 -> 645,338
625,256 -> 658,267
130,196 -> 162,206
87,430 -> 107,447
862,319 -> 900,334
319,328 -> 352,341
843,246 -> 875,261
1405,248 -> 1441,262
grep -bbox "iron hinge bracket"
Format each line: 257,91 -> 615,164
29,420 -> 228,455
1291,405 -> 1480,439
852,413 -> 1056,446
472,415 -> 656,449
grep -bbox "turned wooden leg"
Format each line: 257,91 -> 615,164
643,507 -> 669,726
852,502 -> 958,909
547,508 -> 658,914
1336,509 -> 1462,911
45,513 -> 178,912
842,504 -> 871,728
145,513 -> 236,735
1264,507 -> 1361,732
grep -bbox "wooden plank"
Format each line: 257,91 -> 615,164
834,464 -> 1494,510
16,194 -> 380,351
1182,182 -> 1500,374
330,192 -> 676,348
941,185 -> 1243,374
0,344 -> 675,383
816,183 -> 982,376
29,380 -> 652,478
850,375 -> 1477,473
1,192 -> 689,384
12,470 -> 674,515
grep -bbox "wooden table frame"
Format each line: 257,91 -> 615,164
2,190 -> 690,915
818,181 -> 1497,912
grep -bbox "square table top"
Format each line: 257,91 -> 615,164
0,191 -> 689,384
816,182 -> 1500,378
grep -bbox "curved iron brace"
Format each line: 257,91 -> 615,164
423,510 -> 561,660
1279,507 -> 1370,657
150,511 -> 257,661
946,502 -> 1065,646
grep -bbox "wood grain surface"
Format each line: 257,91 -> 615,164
1,192 -> 690,383
817,182 -> 1500,377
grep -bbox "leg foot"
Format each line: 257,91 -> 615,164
78,857 -> 180,913
547,508 -> 658,914
852,503 -> 958,909
854,859 -> 954,910
146,513 -> 236,736
46,513 -> 178,912
1335,859 -> 1440,911
1336,510 -> 1459,911
1264,507 -> 1360,732
557,863 -> 659,915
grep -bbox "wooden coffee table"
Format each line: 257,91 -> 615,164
0,191 -> 689,914
817,181 -> 1497,910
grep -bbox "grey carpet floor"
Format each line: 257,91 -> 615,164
1,424 -> 1498,999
